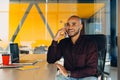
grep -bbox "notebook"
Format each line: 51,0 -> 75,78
17,65 -> 40,70
13,60 -> 38,65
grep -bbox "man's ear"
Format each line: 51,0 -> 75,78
80,24 -> 83,31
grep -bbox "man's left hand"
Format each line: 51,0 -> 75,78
55,63 -> 68,77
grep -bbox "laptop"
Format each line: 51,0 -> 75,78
0,62 -> 23,68
10,43 -> 38,65
0,60 -> 39,68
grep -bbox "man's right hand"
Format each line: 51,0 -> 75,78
53,28 -> 66,41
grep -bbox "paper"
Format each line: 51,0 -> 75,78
18,65 -> 39,70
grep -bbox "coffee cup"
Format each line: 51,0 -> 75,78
2,53 -> 10,65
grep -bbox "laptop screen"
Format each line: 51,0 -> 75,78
10,43 -> 19,63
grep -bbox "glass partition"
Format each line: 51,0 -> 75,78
0,0 -> 114,79
8,0 -> 110,53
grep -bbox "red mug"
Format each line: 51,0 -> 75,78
2,54 -> 10,65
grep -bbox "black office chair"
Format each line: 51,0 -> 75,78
85,34 -> 108,80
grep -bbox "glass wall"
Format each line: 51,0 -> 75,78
7,0 -> 110,54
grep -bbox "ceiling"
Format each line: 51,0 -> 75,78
10,0 -> 105,18
46,3 -> 105,18
10,0 -> 105,3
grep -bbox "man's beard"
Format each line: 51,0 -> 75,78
68,28 -> 80,37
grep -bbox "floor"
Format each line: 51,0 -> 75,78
104,53 -> 117,80
104,65 -> 117,80
110,67 -> 117,80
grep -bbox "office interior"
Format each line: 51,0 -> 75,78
0,0 -> 118,80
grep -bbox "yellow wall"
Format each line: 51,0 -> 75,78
9,3 -> 104,48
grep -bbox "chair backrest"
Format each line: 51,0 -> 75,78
33,46 -> 48,54
10,43 -> 20,63
85,34 -> 107,76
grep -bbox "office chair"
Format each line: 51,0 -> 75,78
33,45 -> 48,54
19,46 -> 29,54
85,34 -> 108,80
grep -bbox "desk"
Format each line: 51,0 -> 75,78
0,54 -> 57,80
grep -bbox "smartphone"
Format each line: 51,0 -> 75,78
64,24 -> 68,38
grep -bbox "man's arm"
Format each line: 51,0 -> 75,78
47,28 -> 66,63
47,40 -> 62,63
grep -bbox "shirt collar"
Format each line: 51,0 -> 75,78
69,34 -> 83,45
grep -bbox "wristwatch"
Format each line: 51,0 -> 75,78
67,71 -> 71,77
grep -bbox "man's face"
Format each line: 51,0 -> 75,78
65,17 -> 82,37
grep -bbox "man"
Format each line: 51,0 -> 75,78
47,15 -> 98,80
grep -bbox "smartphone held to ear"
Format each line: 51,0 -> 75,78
65,32 -> 68,38
60,31 -> 68,38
